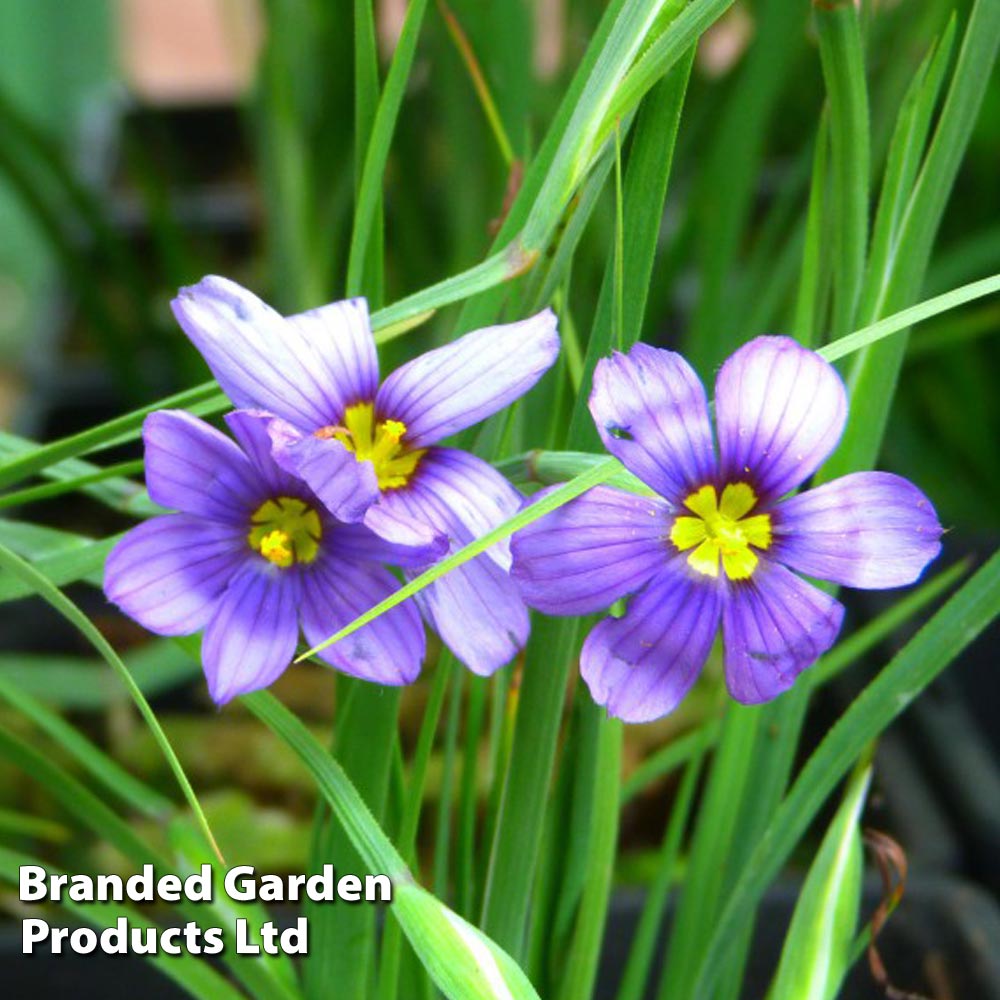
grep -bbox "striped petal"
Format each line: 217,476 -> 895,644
201,560 -> 300,705
511,485 -> 672,615
375,310 -> 559,447
722,561 -> 844,704
588,344 -> 716,504
300,555 -> 426,685
581,558 -> 723,723
715,336 -> 847,502
171,276 -> 347,429
772,472 -> 943,589
104,515 -> 246,636
143,410 -> 262,522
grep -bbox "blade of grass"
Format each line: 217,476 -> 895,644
0,541 -> 223,865
615,721 -> 714,1000
346,0 -> 430,294
244,691 -> 542,1000
816,0 -> 870,339
0,673 -> 172,816
555,716 -> 623,1000
692,547 -> 1000,995
297,456 -> 621,661
0,725 -> 297,1000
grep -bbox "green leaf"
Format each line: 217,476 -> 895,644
297,456 -> 621,661
692,547 -> 1000,995
0,541 -> 223,864
346,0 -> 430,294
769,761 -> 872,1000
816,0 -> 870,338
0,673 -> 172,817
243,691 -> 540,1000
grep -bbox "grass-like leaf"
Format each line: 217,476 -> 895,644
0,541 -> 224,865
691,547 -> 1000,995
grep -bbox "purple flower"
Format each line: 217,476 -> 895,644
511,337 -> 943,723
171,277 -> 560,676
104,410 -> 437,705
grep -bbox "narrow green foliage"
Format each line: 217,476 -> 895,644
347,0 -> 430,294
0,847 -> 246,1000
0,674 -> 172,817
816,0 -> 870,338
693,548 -> 1000,994
297,457 -> 620,661
0,542 -> 223,864
244,692 -> 540,1000
770,760 -> 872,1000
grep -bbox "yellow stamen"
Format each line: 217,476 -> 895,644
317,402 -> 424,490
669,483 -> 772,581
248,497 -> 322,567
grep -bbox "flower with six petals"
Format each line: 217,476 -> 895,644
104,410 -> 440,704
171,277 -> 560,676
511,337 -> 943,723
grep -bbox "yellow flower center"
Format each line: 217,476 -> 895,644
669,483 -> 772,581
316,401 -> 425,490
248,497 -> 322,568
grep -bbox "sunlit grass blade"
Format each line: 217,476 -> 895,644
818,272 -> 1000,362
691,547 -> 1000,995
0,541 -> 224,865
297,456 -> 620,661
769,759 -> 872,1000
243,691 -> 542,1000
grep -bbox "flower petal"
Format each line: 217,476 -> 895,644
285,297 -> 379,414
375,448 -> 531,674
588,343 -> 716,503
143,410 -> 262,522
399,448 -> 522,566
375,310 -> 560,447
300,555 -> 425,685
201,561 -> 300,705
104,515 -> 246,636
511,485 -> 672,615
269,418 -> 380,523
415,557 -> 529,677
333,518 -> 446,569
581,559 -> 723,723
722,561 -> 844,704
224,410 -> 302,495
715,336 -> 847,501
171,276 -> 344,429
772,472 -> 943,589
